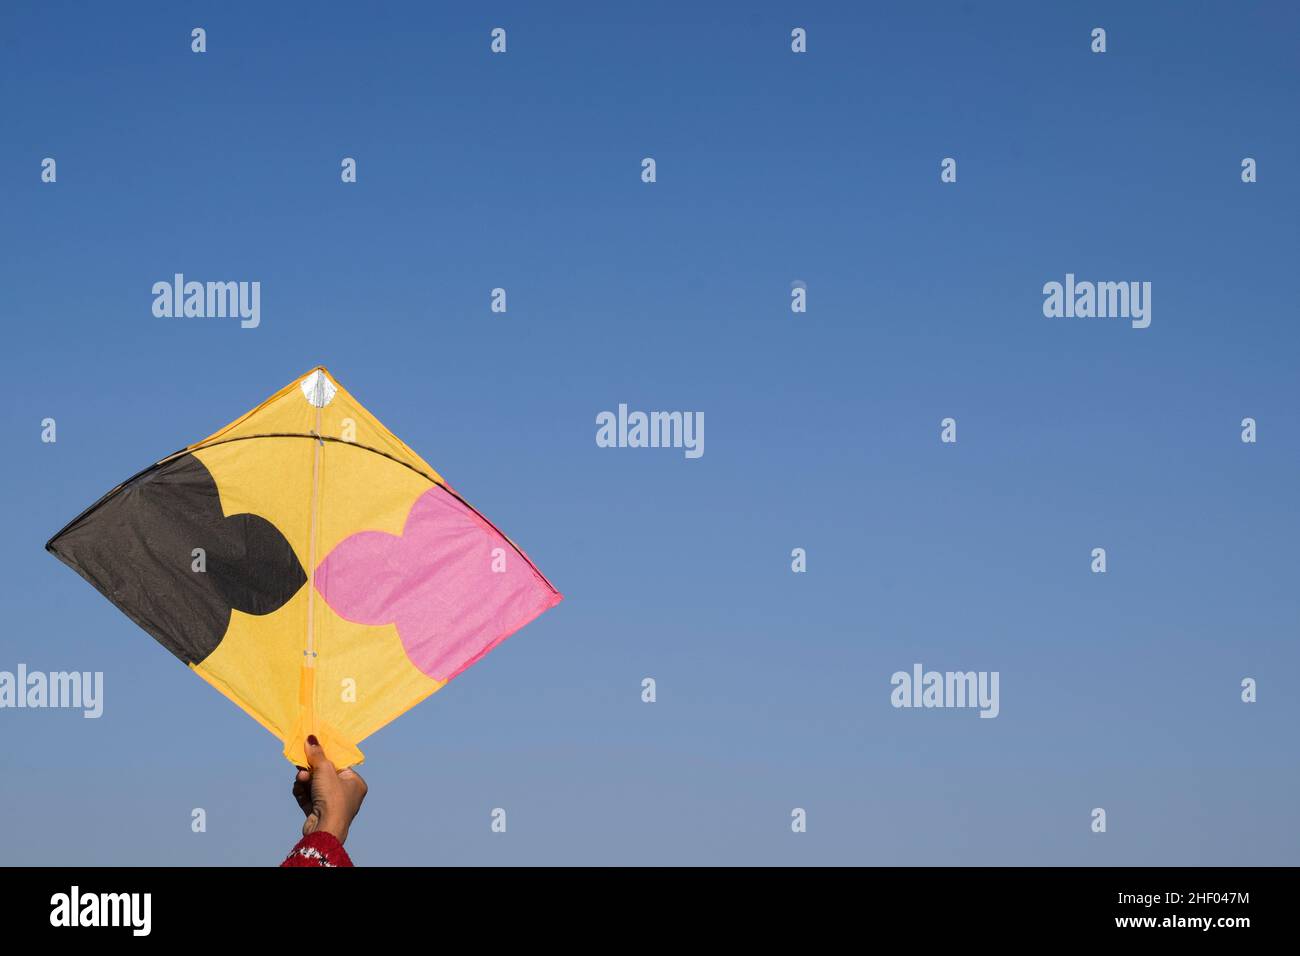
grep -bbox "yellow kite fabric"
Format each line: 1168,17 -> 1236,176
46,368 -> 562,766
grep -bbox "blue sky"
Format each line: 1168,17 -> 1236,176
1,1 -> 1297,864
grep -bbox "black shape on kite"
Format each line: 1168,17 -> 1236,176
46,453 -> 306,665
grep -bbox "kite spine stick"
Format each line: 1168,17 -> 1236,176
302,406 -> 324,737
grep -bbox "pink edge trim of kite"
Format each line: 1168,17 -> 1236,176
441,590 -> 565,685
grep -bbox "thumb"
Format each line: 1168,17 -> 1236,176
304,734 -> 336,775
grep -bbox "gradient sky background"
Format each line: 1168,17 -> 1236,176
1,1 -> 1297,865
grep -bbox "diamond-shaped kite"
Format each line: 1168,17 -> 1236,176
46,367 -> 562,765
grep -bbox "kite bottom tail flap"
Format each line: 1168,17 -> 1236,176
283,651 -> 364,768
283,717 -> 364,769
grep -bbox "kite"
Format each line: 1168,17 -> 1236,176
45,367 -> 562,766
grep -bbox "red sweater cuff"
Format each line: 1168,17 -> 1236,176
281,830 -> 354,867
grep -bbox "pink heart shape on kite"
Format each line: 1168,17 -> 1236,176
314,487 -> 560,682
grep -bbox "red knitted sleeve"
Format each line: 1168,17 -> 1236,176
280,830 -> 354,867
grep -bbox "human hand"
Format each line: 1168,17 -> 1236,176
292,734 -> 368,846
